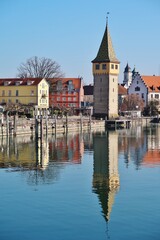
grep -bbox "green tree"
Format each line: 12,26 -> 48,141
142,100 -> 159,116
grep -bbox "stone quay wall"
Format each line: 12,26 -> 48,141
0,116 -> 105,137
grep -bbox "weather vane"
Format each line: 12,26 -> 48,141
106,12 -> 110,24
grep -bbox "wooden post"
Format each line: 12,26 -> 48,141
45,108 -> 48,136
6,111 -> 9,136
66,113 -> 68,134
40,113 -> 43,140
1,113 -> 4,136
89,113 -> 91,131
13,114 -> 17,136
55,117 -> 57,135
35,108 -> 39,139
80,112 -> 83,132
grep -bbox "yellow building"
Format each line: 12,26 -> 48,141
0,78 -> 49,108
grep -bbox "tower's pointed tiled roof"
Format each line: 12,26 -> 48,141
92,22 -> 119,63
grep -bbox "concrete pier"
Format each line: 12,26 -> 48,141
105,119 -> 131,129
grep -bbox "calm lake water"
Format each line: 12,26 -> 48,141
0,126 -> 160,240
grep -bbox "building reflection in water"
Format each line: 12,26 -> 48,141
118,126 -> 160,169
92,131 -> 119,222
49,133 -> 84,164
118,126 -> 147,169
0,126 -> 159,185
0,133 -> 84,185
143,127 -> 160,167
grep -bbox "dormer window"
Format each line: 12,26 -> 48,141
15,81 -> 22,86
151,85 -> 155,90
56,80 -> 62,91
27,80 -> 34,85
4,81 -> 11,86
68,80 -> 74,92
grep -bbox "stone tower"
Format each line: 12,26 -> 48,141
123,63 -> 132,88
92,20 -> 120,119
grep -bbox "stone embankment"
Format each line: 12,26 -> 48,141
0,116 -> 105,136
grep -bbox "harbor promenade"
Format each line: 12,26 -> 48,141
0,115 -> 156,137
0,115 -> 105,137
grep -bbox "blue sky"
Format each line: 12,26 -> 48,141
0,0 -> 160,84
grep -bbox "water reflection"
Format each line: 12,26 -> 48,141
143,127 -> 160,167
92,131 -> 119,222
0,126 -> 160,172
0,133 -> 84,185
118,126 -> 160,168
0,127 -> 160,223
49,133 -> 84,164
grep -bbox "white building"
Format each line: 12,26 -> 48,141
128,72 -> 160,106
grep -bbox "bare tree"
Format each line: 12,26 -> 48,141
17,56 -> 64,78
120,94 -> 144,111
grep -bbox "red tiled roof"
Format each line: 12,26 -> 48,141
0,78 -> 43,86
141,76 -> 160,92
48,78 -> 82,89
118,84 -> 127,95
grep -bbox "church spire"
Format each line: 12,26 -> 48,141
92,20 -> 119,63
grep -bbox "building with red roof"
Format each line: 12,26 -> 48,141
128,72 -> 160,106
48,78 -> 84,111
0,78 -> 49,108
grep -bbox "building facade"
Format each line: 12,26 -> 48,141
118,84 -> 127,111
0,78 -> 49,108
128,72 -> 160,107
48,78 -> 84,110
83,84 -> 94,107
92,21 -> 120,119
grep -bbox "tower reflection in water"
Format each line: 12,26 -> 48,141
0,131 -> 120,221
92,131 -> 119,221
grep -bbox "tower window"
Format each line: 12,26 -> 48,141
111,64 -> 114,69
102,64 -> 106,70
95,64 -> 100,70
115,65 -> 118,69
